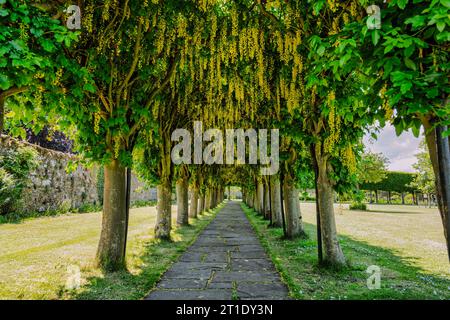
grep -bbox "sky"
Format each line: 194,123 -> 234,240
363,123 -> 422,173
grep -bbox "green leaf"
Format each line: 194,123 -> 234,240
83,83 -> 96,93
0,74 -> 11,90
404,57 -> 416,71
411,121 -> 421,138
400,81 -> 413,94
40,39 -> 56,52
394,118 -> 407,136
397,0 -> 408,9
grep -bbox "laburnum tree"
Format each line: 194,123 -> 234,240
12,0 -> 189,270
350,0 -> 450,260
255,0 -> 385,266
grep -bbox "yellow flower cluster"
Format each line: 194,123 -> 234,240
84,5 -> 93,33
34,72 -> 44,79
156,19 -> 166,55
19,23 -> 28,42
341,145 -> 357,173
380,84 -> 393,120
324,91 -> 341,154
102,0 -> 110,21
177,14 -> 187,38
350,1 -> 358,17
329,18 -> 340,35
276,31 -> 302,63
94,113 -> 100,134
231,9 -> 238,37
327,0 -> 338,12
52,68 -> 63,86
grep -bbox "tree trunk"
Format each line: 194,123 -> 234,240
316,153 -> 346,266
401,192 -> 405,205
198,193 -> 205,215
0,94 -> 4,133
155,182 -> 172,240
190,187 -> 199,219
283,174 -> 305,239
256,181 -> 264,215
176,169 -> 189,226
434,124 -> 450,260
375,190 -> 378,203
155,132 -> 173,240
271,177 -> 283,227
264,181 -> 271,220
205,188 -> 211,211
96,160 -> 127,271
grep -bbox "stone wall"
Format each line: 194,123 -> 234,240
0,135 -> 156,213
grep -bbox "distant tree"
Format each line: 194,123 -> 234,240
410,139 -> 436,206
357,151 -> 389,185
353,150 -> 389,207
361,171 -> 417,204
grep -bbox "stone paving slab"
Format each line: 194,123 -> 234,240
145,201 -> 289,300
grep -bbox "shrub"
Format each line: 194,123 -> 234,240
0,146 -> 39,215
0,168 -> 17,215
77,203 -> 102,213
350,202 -> 367,211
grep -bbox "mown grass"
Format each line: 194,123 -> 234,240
242,203 -> 450,300
0,203 -> 222,300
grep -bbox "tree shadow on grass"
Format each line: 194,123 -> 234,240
63,208 -> 221,300
244,207 -> 450,300
365,209 -> 432,215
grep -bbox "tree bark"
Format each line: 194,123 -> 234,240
375,190 -> 378,203
271,177 -> 283,227
256,181 -> 264,215
96,160 -> 127,271
283,174 -> 305,239
264,181 -> 271,220
435,124 -> 450,260
190,187 -> 199,219
155,182 -> 172,240
155,132 -> 173,240
176,169 -> 189,226
422,117 -> 449,259
205,188 -> 211,211
0,94 -> 4,133
316,153 -> 346,266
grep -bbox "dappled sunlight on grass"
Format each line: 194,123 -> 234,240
243,203 -> 450,300
0,204 -> 222,300
301,202 -> 449,277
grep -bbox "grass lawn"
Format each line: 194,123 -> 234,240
0,204 -> 222,300
243,202 -> 450,300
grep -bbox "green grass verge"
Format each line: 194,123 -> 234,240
242,203 -> 450,300
66,204 -> 224,300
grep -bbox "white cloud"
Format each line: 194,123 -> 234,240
363,123 -> 421,173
